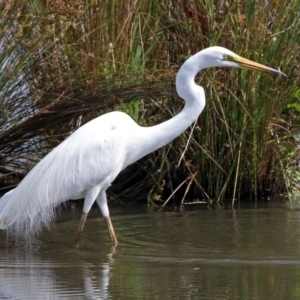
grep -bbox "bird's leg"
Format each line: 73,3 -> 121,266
96,190 -> 118,246
104,216 -> 118,246
74,212 -> 88,249
75,187 -> 102,248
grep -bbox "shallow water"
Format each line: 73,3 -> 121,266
1,202 -> 300,299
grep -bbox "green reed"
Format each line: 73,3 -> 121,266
0,0 -> 299,204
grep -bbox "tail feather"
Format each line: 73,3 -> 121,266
0,139 -> 83,236
0,189 -> 15,217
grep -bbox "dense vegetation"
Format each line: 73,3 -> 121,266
0,0 -> 299,206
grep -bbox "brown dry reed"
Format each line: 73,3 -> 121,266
0,0 -> 299,205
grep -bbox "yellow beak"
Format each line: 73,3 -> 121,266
233,55 -> 286,77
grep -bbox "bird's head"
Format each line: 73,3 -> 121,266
206,46 -> 286,76
176,46 -> 286,100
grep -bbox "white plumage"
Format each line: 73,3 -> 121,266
0,47 -> 284,246
1,112 -> 137,235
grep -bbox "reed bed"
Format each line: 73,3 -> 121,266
0,0 -> 299,205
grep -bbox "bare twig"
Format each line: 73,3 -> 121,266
162,175 -> 192,207
177,120 -> 197,167
180,172 -> 197,207
271,16 -> 298,37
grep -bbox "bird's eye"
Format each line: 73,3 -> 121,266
223,54 -> 234,62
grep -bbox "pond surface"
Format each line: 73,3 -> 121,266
1,202 -> 300,299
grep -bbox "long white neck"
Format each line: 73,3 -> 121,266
132,50 -> 211,162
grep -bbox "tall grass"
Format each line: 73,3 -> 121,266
0,0 -> 299,204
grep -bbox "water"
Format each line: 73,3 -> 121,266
1,203 -> 300,299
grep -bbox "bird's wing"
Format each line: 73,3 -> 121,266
0,111 -> 136,234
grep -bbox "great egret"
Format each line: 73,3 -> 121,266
0,47 -> 285,247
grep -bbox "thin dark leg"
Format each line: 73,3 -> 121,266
74,212 -> 88,249
104,216 -> 118,246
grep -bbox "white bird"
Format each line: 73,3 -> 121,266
0,47 -> 285,248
